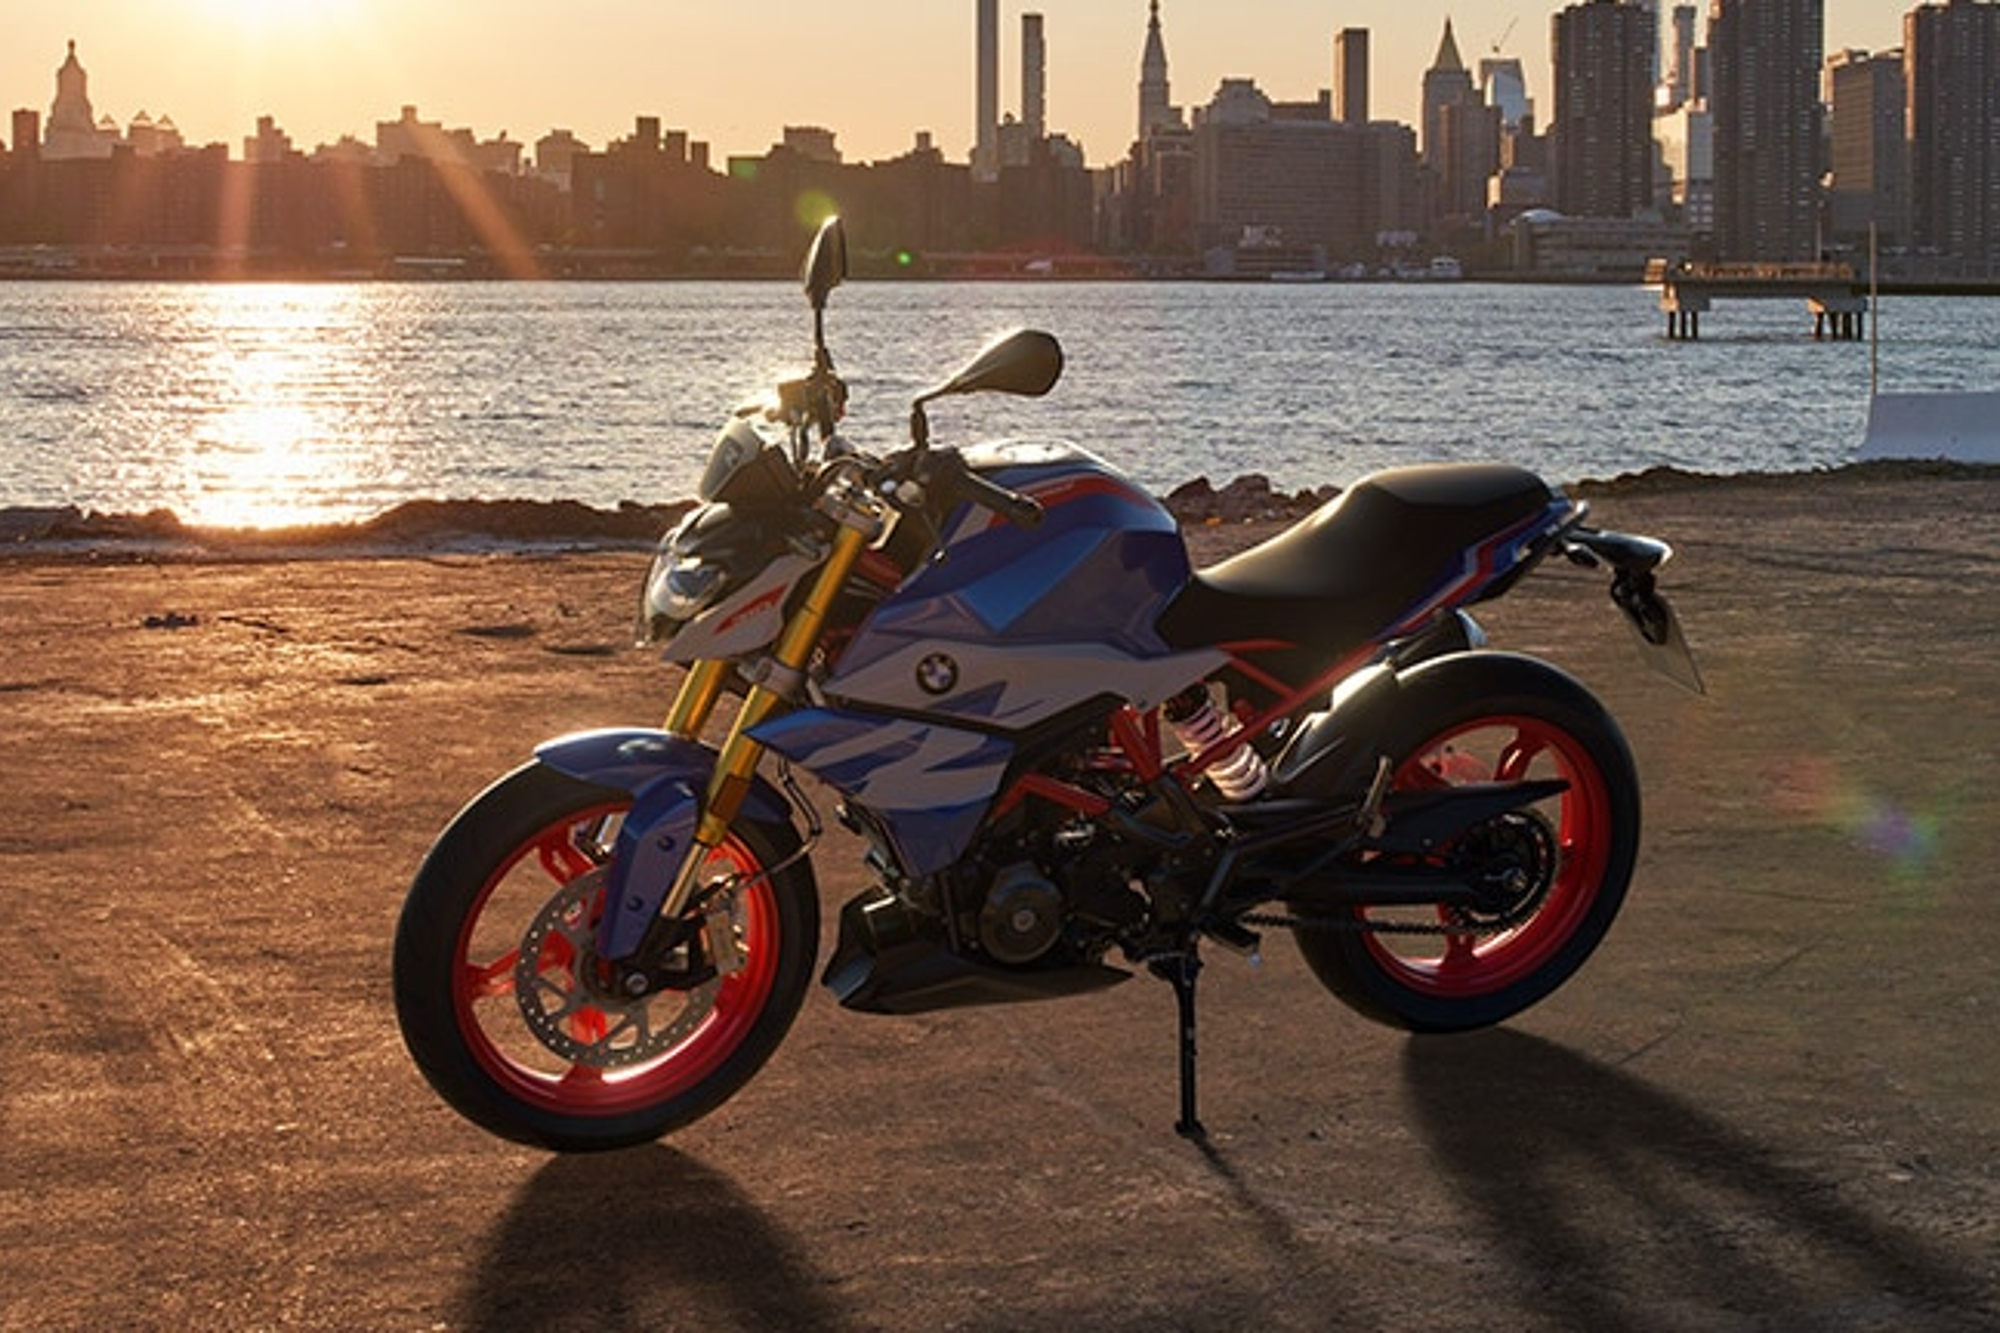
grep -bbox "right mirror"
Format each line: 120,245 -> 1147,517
921,329 -> 1065,403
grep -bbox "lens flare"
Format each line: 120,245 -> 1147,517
1766,750 -> 1945,880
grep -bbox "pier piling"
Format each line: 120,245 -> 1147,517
1649,259 -> 1868,343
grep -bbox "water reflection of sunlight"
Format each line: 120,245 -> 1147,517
173,284 -> 400,530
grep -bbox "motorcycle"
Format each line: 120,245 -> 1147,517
393,217 -> 1702,1150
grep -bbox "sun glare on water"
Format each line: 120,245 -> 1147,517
166,285 -> 404,531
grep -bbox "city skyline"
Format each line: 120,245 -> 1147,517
8,1 -> 1915,171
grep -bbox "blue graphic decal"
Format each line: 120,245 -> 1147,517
751,707 -> 1016,875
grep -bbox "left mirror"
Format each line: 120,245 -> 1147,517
802,216 -> 848,310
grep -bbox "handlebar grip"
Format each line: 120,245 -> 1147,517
956,467 -> 1044,528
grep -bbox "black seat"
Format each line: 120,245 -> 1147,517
1155,463 -> 1557,654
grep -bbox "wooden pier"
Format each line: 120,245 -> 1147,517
1646,259 -> 1868,342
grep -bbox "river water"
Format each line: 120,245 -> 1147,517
2,278 -> 1993,529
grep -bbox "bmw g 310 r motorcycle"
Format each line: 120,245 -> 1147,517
393,218 -> 1702,1150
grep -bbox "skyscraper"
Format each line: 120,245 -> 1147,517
1023,13 -> 1047,141
1480,57 -> 1532,130
1663,5 -> 1700,108
1335,28 -> 1369,126
1826,47 -> 1905,248
44,40 -> 113,160
1421,19 -> 1476,166
1708,0 -> 1823,261
1139,1 -> 1177,138
1905,0 -> 2000,260
1631,0 -> 1662,86
974,0 -> 999,182
1552,0 -> 1656,219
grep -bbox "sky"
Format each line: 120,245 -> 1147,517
6,2 -> 1916,170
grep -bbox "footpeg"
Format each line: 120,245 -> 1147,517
1201,918 -> 1262,957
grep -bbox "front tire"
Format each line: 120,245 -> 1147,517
393,762 -> 818,1151
1291,653 -> 1640,1033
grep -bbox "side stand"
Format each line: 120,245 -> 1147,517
1150,950 -> 1206,1140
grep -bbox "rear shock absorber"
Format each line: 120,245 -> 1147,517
1163,685 -> 1269,802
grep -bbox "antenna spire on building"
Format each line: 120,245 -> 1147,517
1139,0 -> 1176,138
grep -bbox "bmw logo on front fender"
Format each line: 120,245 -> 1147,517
916,652 -> 960,696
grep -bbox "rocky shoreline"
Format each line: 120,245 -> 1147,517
3,459 -> 1993,557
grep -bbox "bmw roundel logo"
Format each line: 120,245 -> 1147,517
916,652 -> 959,696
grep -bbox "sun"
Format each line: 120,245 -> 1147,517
184,0 -> 362,40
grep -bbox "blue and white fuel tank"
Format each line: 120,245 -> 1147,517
824,439 -> 1224,723
748,439 -> 1224,876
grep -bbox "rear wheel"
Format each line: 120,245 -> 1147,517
1292,653 -> 1639,1033
393,762 -> 818,1150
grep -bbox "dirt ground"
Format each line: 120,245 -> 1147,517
4,466 -> 1999,1331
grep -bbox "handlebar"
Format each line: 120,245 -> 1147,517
874,446 -> 1044,531
947,462 -> 1045,529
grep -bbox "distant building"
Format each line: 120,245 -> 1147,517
44,41 -> 117,160
1419,17 -> 1498,238
1512,209 -> 1690,276
1138,0 -> 1180,137
576,115 -> 727,254
11,110 -> 40,164
533,129 -> 589,190
1551,0 -> 1656,220
1661,5 -> 1701,109
127,111 -> 185,158
1110,0 -> 1193,255
1489,114 -> 1553,233
974,0 -> 999,182
377,106 -> 468,165
1825,48 -> 1905,250
1709,0 -> 1823,261
1334,29 -> 1369,126
1905,0 -> 2000,262
243,115 -> 294,165
1022,13 -> 1047,140
1655,101 -> 1714,234
1420,19 -> 1476,168
1480,57 -> 1533,131
1190,77 -> 1417,269
781,126 -> 841,165
1433,96 -> 1501,231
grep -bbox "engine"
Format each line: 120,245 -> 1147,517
823,797 -> 1172,1015
820,699 -> 1217,1015
977,863 -> 1066,964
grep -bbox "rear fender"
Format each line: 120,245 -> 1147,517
534,728 -> 793,959
1268,664 -> 1407,803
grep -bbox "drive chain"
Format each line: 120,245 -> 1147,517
1240,904 -> 1538,938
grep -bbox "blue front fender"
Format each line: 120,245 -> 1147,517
533,728 -> 794,959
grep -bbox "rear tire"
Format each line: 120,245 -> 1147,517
393,762 -> 818,1150
1291,653 -> 1639,1033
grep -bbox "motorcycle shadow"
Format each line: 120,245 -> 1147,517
1400,1029 -> 1985,1325
453,1146 -> 843,1331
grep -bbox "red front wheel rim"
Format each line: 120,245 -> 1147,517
448,804 -> 784,1117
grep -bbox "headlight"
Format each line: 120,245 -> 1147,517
633,500 -> 788,646
647,554 -> 724,624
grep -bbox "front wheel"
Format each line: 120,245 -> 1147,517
1291,653 -> 1640,1033
393,762 -> 819,1151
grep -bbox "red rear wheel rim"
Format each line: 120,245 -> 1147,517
1359,714 -> 1614,998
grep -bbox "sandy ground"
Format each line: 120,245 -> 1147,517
3,466 -> 1999,1331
